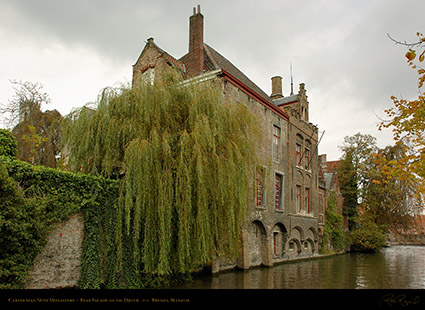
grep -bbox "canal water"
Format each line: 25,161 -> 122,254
176,245 -> 425,289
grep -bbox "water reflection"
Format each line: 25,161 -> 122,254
176,246 -> 425,289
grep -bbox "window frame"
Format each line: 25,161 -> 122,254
275,173 -> 283,211
296,185 -> 302,213
272,125 -> 281,162
305,187 -> 310,213
296,144 -> 302,168
255,167 -> 265,208
273,232 -> 278,256
305,148 -> 310,171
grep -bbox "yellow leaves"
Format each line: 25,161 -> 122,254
401,32 -> 424,88
381,33 -> 425,164
419,51 -> 425,63
406,49 -> 417,62
21,125 -> 48,158
419,73 -> 425,88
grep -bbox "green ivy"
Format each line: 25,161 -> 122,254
320,191 -> 346,254
0,129 -> 17,159
0,156 -> 118,288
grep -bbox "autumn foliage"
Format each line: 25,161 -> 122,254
380,32 -> 425,206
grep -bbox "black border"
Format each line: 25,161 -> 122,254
1,289 -> 424,308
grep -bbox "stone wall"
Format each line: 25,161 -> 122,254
219,76 -> 320,272
26,213 -> 84,289
132,38 -> 172,86
388,233 -> 425,246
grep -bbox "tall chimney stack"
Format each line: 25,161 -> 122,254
187,5 -> 204,77
271,76 -> 283,99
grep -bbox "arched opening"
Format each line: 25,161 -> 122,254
249,220 -> 267,267
291,226 -> 304,241
304,238 -> 315,254
307,227 -> 318,253
289,226 -> 304,256
288,238 -> 302,255
272,223 -> 288,258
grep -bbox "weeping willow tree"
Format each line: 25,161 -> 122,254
63,72 -> 259,279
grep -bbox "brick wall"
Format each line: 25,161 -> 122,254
187,6 -> 204,77
132,38 -> 171,86
219,76 -> 320,270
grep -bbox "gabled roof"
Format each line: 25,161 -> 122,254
134,37 -> 186,72
179,43 -> 273,105
138,39 -> 288,120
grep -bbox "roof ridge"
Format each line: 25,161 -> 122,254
202,43 -> 272,103
147,38 -> 185,72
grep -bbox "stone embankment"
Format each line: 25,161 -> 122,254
387,233 -> 425,246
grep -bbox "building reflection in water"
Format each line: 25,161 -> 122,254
182,246 -> 425,289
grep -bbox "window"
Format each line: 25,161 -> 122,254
273,125 -> 281,162
273,232 -> 278,256
275,174 -> 282,210
296,185 -> 301,213
256,168 -> 264,207
305,188 -> 310,213
305,148 -> 310,170
141,67 -> 155,85
296,144 -> 302,167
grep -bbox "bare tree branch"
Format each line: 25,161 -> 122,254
387,33 -> 424,49
0,80 -> 50,128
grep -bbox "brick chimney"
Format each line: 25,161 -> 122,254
271,76 -> 283,99
187,5 -> 204,77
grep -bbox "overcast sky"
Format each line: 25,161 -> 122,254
1,0 -> 424,160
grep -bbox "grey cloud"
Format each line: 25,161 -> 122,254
1,0 -> 424,159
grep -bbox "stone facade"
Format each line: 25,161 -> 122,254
26,213 -> 84,289
25,7 -> 328,287
131,6 -> 323,272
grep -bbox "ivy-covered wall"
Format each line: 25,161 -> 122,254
0,156 -> 119,288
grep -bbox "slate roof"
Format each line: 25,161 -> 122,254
323,172 -> 334,191
179,43 -> 273,104
273,94 -> 299,107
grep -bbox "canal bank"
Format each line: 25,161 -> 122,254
175,245 -> 425,289
387,233 -> 425,246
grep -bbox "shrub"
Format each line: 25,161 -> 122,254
349,218 -> 386,252
0,128 -> 17,159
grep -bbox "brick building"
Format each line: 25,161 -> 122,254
318,155 -> 347,251
132,6 -> 321,272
